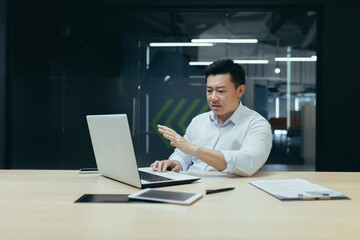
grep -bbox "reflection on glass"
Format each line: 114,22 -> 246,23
139,10 -> 317,170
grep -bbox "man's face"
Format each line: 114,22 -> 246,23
206,73 -> 245,123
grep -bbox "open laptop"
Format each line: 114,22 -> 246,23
86,114 -> 200,188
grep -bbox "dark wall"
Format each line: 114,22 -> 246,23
5,2 -> 139,169
318,2 -> 360,171
3,0 -> 360,171
0,0 -> 6,169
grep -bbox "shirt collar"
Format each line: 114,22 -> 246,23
209,101 -> 244,126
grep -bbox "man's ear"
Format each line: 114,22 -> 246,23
237,85 -> 246,98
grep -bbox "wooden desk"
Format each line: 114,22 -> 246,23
1,170 -> 359,240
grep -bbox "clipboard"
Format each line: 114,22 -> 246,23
249,179 -> 350,201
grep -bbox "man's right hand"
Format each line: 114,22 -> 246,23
150,160 -> 182,172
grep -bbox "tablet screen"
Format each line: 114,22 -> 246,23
137,189 -> 196,201
128,189 -> 203,205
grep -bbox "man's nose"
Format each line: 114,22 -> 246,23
210,92 -> 219,101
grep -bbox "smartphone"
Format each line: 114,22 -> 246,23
79,168 -> 99,174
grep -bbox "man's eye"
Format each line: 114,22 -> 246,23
207,90 -> 213,93
218,91 -> 224,93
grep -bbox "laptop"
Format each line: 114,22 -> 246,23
86,114 -> 200,188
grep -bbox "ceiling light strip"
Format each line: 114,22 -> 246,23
189,60 -> 269,66
275,56 -> 317,62
149,42 -> 213,47
189,62 -> 213,66
192,39 -> 258,43
234,60 -> 269,64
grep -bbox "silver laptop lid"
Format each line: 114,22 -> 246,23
86,114 -> 142,188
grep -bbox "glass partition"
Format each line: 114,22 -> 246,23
134,10 -> 317,169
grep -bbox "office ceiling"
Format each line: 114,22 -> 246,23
107,10 -> 317,94
14,2 -> 318,94
103,10 -> 317,51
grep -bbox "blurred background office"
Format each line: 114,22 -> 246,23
0,0 -> 359,172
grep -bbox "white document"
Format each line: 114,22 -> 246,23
249,179 -> 349,200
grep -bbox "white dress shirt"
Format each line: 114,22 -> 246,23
168,102 -> 272,176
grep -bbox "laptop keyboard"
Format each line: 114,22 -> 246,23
139,171 -> 173,182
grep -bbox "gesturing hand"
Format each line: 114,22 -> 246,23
156,124 -> 227,171
157,125 -> 197,155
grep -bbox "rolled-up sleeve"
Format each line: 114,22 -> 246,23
221,119 -> 272,176
169,148 -> 193,171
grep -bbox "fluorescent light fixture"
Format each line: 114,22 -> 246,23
295,97 -> 299,111
192,38 -> 258,43
275,55 -> 317,62
275,97 -> 280,118
189,59 -> 269,66
149,42 -> 213,47
234,60 -> 269,64
189,61 -> 213,66
274,129 -> 288,136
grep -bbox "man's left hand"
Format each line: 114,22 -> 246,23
157,125 -> 197,155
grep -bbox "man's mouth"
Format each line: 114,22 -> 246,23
211,105 -> 221,109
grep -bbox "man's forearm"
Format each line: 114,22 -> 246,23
190,145 -> 227,171
158,124 -> 227,171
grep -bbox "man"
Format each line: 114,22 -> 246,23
150,59 -> 272,176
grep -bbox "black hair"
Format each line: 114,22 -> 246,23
204,59 -> 245,88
